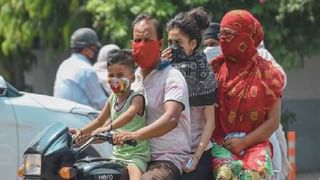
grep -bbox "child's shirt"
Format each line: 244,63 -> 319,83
109,91 -> 150,171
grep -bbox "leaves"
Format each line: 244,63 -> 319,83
86,0 -> 177,48
0,0 -> 319,87
0,0 -> 92,88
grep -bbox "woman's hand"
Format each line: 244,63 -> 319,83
161,47 -> 172,60
183,154 -> 200,173
223,137 -> 246,155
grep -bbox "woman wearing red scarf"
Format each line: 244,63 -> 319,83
210,10 -> 284,179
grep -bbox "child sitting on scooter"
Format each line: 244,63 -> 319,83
70,49 -> 149,180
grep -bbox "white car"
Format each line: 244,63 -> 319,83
0,75 -> 112,180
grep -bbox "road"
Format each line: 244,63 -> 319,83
297,172 -> 320,180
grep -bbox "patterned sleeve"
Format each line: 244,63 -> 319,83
263,64 -> 285,107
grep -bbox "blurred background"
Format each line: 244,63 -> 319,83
0,0 -> 319,176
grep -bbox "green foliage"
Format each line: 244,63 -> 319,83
0,0 -> 92,87
88,0 -> 320,70
86,0 -> 177,48
275,0 -> 320,67
0,0 -> 88,55
0,0 -> 319,88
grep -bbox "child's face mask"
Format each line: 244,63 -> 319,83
109,77 -> 130,96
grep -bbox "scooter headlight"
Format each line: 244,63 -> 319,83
23,154 -> 41,175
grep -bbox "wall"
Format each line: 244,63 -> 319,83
282,58 -> 320,172
283,58 -> 320,100
282,99 -> 320,172
24,50 -> 68,95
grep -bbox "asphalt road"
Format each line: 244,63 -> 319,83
297,172 -> 320,180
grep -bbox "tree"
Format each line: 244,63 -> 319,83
85,0 -> 178,49
87,0 -> 320,68
0,0 -> 319,89
0,0 -> 92,89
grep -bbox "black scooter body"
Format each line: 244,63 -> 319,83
74,157 -> 126,180
22,122 -> 127,180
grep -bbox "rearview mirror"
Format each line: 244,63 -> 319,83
0,75 -> 7,96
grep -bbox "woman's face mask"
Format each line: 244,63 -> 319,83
170,43 -> 188,63
168,28 -> 196,62
220,32 -> 256,64
204,46 -> 222,62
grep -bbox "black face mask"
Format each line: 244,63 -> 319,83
87,47 -> 99,64
170,43 -> 188,63
90,52 -> 98,64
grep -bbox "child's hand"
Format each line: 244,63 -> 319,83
183,154 -> 200,173
69,128 -> 81,137
69,128 -> 82,142
92,127 -> 107,136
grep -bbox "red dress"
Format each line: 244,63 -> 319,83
210,10 -> 284,179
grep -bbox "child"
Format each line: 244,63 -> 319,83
71,49 -> 149,180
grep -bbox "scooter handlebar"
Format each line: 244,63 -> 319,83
71,132 -> 137,153
94,132 -> 137,147
123,139 -> 137,147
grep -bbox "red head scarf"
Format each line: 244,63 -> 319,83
211,10 -> 284,143
219,10 -> 264,47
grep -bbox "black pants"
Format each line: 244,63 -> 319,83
180,149 -> 213,180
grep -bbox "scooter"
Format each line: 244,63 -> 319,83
18,122 -> 136,180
